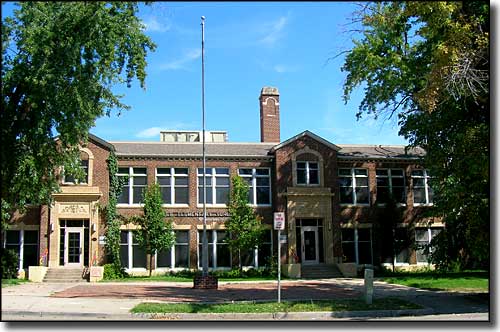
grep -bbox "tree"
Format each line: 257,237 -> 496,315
340,1 -> 489,270
132,183 -> 175,277
226,176 -> 265,271
1,2 -> 156,228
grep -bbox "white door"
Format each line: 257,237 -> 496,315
65,228 -> 83,266
301,226 -> 319,265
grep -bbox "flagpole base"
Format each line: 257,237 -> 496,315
193,275 -> 218,289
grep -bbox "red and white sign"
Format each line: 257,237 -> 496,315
273,212 -> 285,230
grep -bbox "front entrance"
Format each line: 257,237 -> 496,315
301,226 -> 319,265
65,228 -> 84,266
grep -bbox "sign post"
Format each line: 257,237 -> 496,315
274,212 -> 285,303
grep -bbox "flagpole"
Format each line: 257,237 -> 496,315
201,16 -> 208,277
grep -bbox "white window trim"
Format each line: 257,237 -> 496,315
121,231 -> 147,271
296,161 -> 320,186
415,227 -> 441,265
154,231 -> 190,270
197,168 -> 230,207
117,167 -> 147,207
339,168 -> 370,206
238,168 -> 272,207
197,230 -> 231,270
412,169 -> 433,206
341,227 -> 373,265
376,168 -> 407,206
156,168 -> 190,207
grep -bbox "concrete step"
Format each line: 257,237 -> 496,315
301,264 -> 344,279
43,268 -> 86,282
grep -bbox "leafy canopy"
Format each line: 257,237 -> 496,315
226,175 -> 265,269
341,1 -> 489,270
1,2 -> 156,226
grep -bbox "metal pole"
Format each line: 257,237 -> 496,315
201,16 -> 208,277
278,229 -> 281,303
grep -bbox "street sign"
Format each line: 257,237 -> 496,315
274,212 -> 285,230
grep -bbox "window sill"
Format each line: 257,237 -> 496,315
117,204 -> 144,208
162,204 -> 190,208
413,203 -> 434,207
196,204 -> 228,208
340,204 -> 371,207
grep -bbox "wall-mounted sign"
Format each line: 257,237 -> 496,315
98,236 -> 106,245
165,211 -> 230,218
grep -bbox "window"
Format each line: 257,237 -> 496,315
3,230 -> 39,270
376,169 -> 406,204
119,231 -> 147,269
338,168 -> 369,205
341,228 -> 373,265
156,168 -> 189,205
240,230 -> 273,268
63,159 -> 89,184
156,231 -> 190,269
198,230 -> 231,269
412,170 -> 433,205
296,161 -> 319,185
117,167 -> 147,205
197,168 -> 230,205
238,168 -> 271,205
415,227 -> 441,264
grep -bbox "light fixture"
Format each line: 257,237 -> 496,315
49,223 -> 54,232
91,223 -> 96,233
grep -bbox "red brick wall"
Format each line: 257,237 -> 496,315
260,92 -> 280,143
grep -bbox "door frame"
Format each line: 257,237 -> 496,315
301,226 -> 319,265
64,227 -> 84,267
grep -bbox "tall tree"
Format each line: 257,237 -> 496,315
1,2 -> 156,228
132,183 -> 175,277
340,1 -> 489,269
226,176 -> 265,271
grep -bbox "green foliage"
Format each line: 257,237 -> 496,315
1,2 -> 156,228
1,249 -> 19,279
104,151 -> 125,269
341,1 -> 489,270
226,176 -> 265,270
103,263 -> 128,280
132,183 -> 175,276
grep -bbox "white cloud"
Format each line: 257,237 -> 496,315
258,16 -> 289,46
159,49 -> 201,71
273,64 -> 299,73
136,127 -> 163,138
142,16 -> 171,33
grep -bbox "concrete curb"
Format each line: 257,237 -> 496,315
134,308 -> 435,320
2,308 -> 434,321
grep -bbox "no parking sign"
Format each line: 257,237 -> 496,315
273,212 -> 285,230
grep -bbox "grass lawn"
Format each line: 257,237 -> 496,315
1,279 -> 30,288
131,297 -> 422,314
379,271 -> 489,292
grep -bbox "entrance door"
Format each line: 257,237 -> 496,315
301,226 -> 319,265
65,229 -> 83,266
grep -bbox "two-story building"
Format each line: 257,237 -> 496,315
3,86 -> 442,280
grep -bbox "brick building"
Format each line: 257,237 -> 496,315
4,87 -> 442,280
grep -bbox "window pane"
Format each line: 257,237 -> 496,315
6,230 -> 20,244
133,187 -> 144,204
256,177 -> 269,186
391,169 -> 404,176
215,187 -> 229,204
157,168 -> 171,175
358,229 -> 371,241
176,231 -> 189,243
217,244 -> 231,267
160,187 -> 171,204
341,229 -> 354,242
355,177 -> 368,187
175,245 -> 189,267
412,170 -> 424,177
377,187 -> 389,204
216,177 -> 230,186
258,244 -> 272,267
175,177 -> 188,186
415,229 -> 429,241
342,242 -> 355,262
120,231 -> 128,244
256,187 -> 270,205
358,242 -> 372,264
309,162 -> 318,170
393,187 -> 406,203
175,187 -> 189,204
157,177 -> 171,186
356,188 -> 369,204
198,176 -> 212,186
157,249 -> 172,268
297,169 -> 306,184
239,169 -> 252,175
413,178 -> 425,187
118,167 -> 129,174
174,168 -> 188,175
133,168 -> 147,175
23,244 -> 38,268
120,245 -> 129,268
256,169 -> 269,176
24,231 -> 38,244
340,188 -> 353,204
338,169 -> 351,176
241,250 -> 255,267
376,169 -> 388,176
338,177 -> 352,187
413,189 -> 426,203
118,186 -> 129,204
215,168 -> 229,175
297,162 -> 306,169
132,245 -> 147,268
198,187 -> 213,204
377,177 -> 389,186
133,176 -> 147,186
354,169 -> 367,176
309,169 -> 319,184
392,178 -> 405,187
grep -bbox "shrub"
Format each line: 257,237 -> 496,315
1,249 -> 19,279
103,263 -> 128,280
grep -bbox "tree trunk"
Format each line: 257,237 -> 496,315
238,250 -> 242,272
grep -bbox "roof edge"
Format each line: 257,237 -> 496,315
270,130 -> 341,152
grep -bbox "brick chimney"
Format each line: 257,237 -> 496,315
259,86 -> 280,143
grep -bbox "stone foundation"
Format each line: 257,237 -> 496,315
193,275 -> 218,289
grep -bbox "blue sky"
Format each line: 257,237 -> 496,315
2,2 -> 414,145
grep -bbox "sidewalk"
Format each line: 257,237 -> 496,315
1,278 -> 489,321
